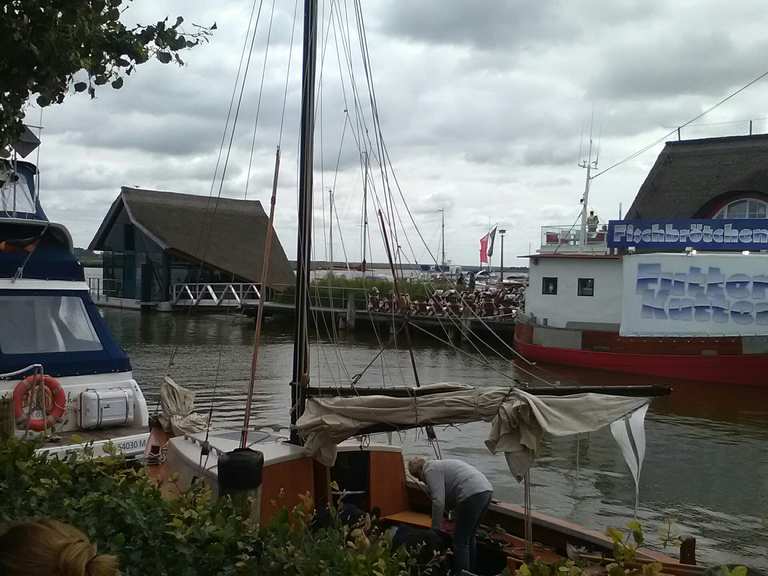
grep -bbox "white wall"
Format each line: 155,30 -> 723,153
526,257 -> 622,328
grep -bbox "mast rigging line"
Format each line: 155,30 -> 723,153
378,209 -> 442,458
243,0 -> 278,201
165,0 -> 264,373
595,67 -> 768,179
278,0 -> 300,146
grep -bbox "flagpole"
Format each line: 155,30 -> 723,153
488,217 -> 492,273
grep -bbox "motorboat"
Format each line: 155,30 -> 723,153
0,156 -> 149,457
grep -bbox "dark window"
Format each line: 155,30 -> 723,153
542,277 -> 558,295
578,278 -> 594,297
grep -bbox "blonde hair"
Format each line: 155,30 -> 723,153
0,519 -> 120,576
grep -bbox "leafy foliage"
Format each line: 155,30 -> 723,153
257,492 -> 413,576
0,0 -> 214,148
0,438 -> 257,575
0,438 -> 412,576
513,522 -> 749,576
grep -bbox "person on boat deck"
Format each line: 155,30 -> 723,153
408,457 -> 493,575
587,210 -> 599,237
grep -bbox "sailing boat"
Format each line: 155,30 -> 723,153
163,0 -> 703,570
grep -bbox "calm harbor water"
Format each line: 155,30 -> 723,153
101,307 -> 768,569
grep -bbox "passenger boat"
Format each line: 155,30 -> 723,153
515,228 -> 768,388
0,154 -> 149,457
160,1 -> 707,572
515,135 -> 768,387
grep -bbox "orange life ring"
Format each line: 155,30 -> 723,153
13,374 -> 67,432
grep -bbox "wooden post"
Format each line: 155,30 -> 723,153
0,397 -> 14,438
345,293 -> 356,329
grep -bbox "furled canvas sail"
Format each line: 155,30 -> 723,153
296,385 -> 650,480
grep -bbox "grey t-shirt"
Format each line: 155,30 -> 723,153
422,459 -> 493,529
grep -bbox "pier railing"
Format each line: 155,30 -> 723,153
88,277 -> 123,299
172,282 -> 261,307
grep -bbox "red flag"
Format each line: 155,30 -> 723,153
480,233 -> 489,263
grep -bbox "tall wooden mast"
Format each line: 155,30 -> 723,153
290,0 -> 318,444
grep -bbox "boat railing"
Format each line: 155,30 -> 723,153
171,282 -> 261,307
540,225 -> 607,250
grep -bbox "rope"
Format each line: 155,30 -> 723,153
595,67 -> 768,179
243,0 -> 277,200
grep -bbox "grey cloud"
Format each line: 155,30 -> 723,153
30,0 -> 768,265
378,1 -> 571,50
589,31 -> 768,99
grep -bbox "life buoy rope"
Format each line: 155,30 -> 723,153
13,374 -> 67,432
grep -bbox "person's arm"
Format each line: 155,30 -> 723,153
423,466 -> 445,530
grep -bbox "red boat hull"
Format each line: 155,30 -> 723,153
514,324 -> 768,387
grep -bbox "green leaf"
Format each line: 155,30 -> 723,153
156,51 -> 172,64
606,527 -> 624,544
111,77 -> 124,89
74,82 -> 87,92
627,519 -> 644,546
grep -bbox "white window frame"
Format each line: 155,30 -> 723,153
713,198 -> 768,219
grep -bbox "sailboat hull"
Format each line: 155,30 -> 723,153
164,432 -> 690,567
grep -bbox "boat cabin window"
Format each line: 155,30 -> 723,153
0,295 -> 103,354
578,278 -> 594,297
0,172 -> 35,216
542,277 -> 558,295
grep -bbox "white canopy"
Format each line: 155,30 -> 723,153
296,384 -> 650,480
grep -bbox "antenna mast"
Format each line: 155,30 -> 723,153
362,152 -> 368,274
439,208 -> 445,270
329,189 -> 334,275
579,114 -> 598,247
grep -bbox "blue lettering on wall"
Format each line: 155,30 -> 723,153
609,219 -> 768,250
634,264 -> 768,325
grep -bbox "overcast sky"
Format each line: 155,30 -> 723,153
31,0 -> 768,266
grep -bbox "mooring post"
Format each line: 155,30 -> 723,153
0,397 -> 13,438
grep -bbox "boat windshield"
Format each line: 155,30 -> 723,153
0,174 -> 35,216
0,294 -> 103,354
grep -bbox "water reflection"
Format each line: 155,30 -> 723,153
103,308 -> 768,569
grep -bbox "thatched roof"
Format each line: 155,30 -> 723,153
90,187 -> 294,287
626,134 -> 768,219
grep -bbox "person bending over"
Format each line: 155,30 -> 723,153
409,457 -> 493,574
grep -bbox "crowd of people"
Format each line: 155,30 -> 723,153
366,283 -> 525,320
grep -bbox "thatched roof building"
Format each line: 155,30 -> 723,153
626,134 -> 768,219
90,187 -> 294,302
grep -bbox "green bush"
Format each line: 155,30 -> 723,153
0,438 -> 410,576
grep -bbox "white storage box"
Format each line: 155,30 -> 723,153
79,388 -> 135,430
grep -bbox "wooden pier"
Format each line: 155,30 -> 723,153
89,281 -> 517,337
